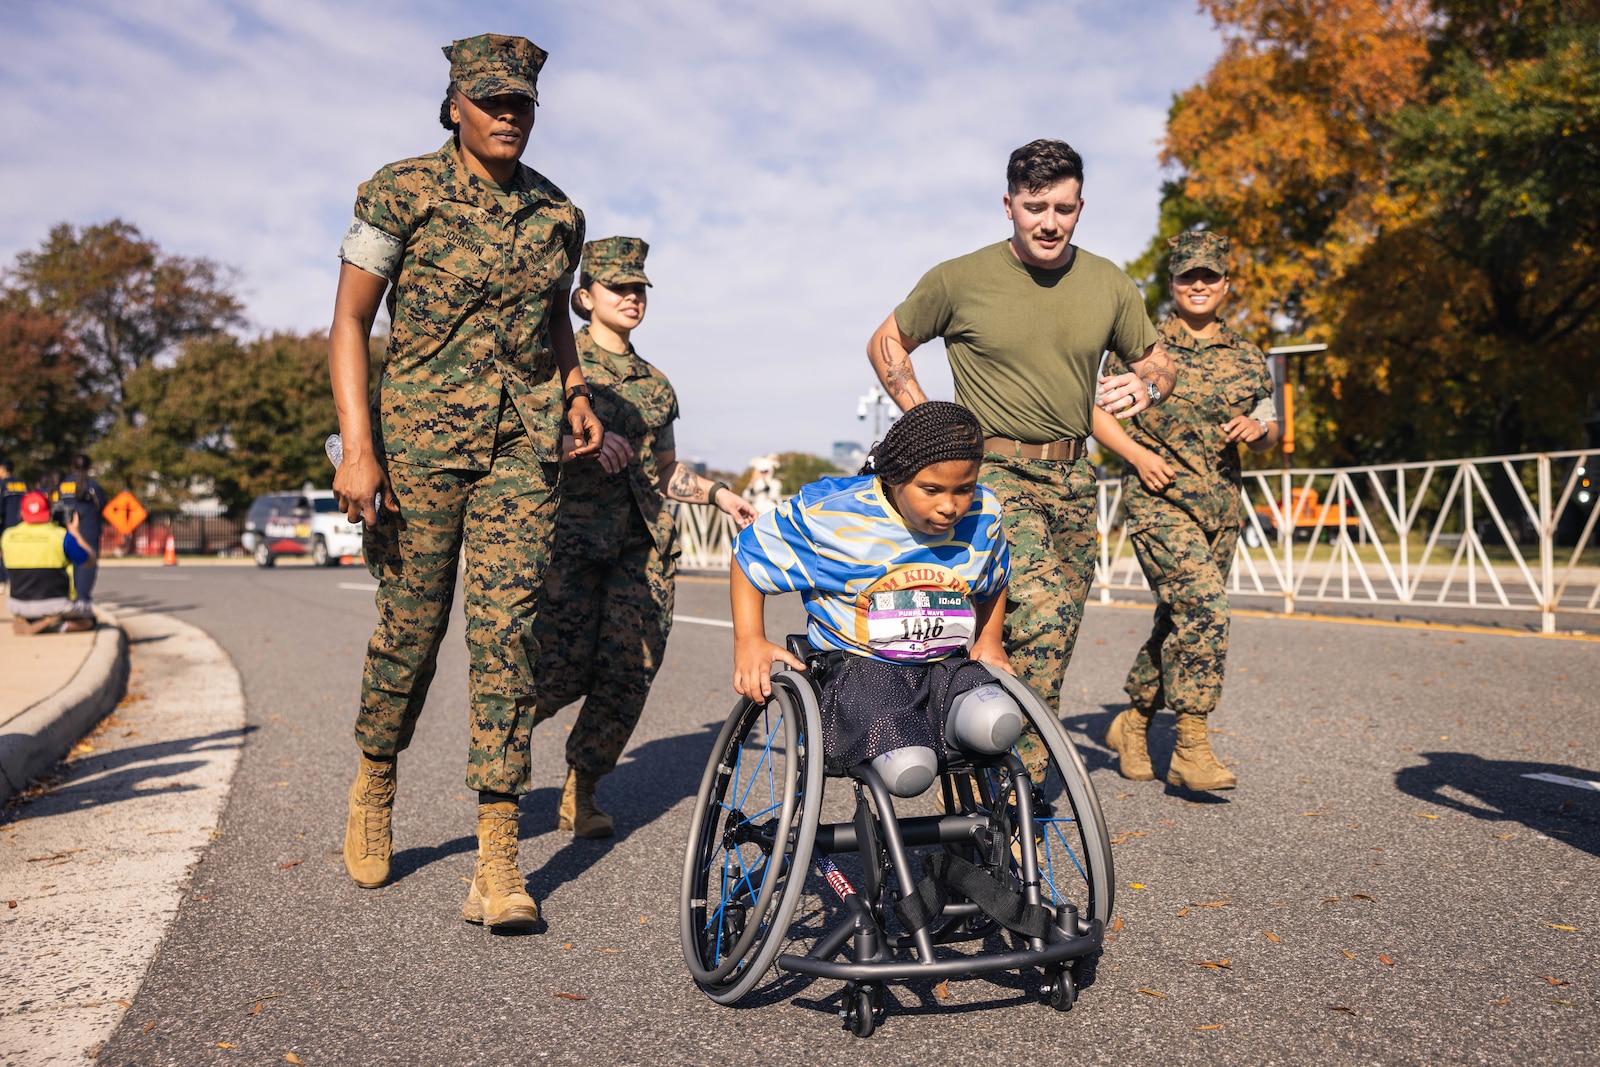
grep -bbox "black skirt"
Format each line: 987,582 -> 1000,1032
817,655 -> 997,777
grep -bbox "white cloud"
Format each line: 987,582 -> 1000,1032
0,0 -> 1219,471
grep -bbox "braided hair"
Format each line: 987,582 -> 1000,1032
860,401 -> 984,485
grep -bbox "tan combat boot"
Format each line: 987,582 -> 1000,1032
343,753 -> 396,888
1166,712 -> 1237,791
557,768 -> 614,839
1104,707 -> 1156,781
463,801 -> 540,929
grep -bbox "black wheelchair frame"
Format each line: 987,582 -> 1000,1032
679,638 -> 1114,1036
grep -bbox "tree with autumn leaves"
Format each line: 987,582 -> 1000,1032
0,220 -> 363,513
1135,0 -> 1600,464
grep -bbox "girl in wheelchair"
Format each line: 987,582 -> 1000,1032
730,401 -> 1014,788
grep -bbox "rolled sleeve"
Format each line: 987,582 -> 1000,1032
338,217 -> 404,280
1248,394 -> 1277,423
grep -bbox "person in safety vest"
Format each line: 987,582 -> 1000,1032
0,457 -> 26,586
1,491 -> 97,635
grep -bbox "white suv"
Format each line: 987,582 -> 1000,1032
241,489 -> 363,567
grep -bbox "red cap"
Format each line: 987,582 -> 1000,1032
20,491 -> 50,523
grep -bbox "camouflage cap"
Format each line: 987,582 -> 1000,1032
1168,230 -> 1230,276
582,236 -> 651,287
443,34 -> 547,103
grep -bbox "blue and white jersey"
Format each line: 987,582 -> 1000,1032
733,474 -> 1010,662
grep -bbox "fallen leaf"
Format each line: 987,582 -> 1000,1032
1549,999 -> 1578,1007
285,1055 -> 302,1064
1301,812 -> 1323,817
553,992 -> 587,1001
563,943 -> 573,951
1350,894 -> 1376,902
1325,1005 -> 1357,1015
599,948 -> 621,953
248,1003 -> 263,1016
1263,931 -> 1281,943
638,916 -> 648,925
1190,959 -> 1231,969
1414,814 -> 1440,819
1130,883 -> 1146,890
1493,998 -> 1509,1005
933,979 -> 951,1000
277,861 -> 303,870
1176,907 -> 1190,917
1110,917 -> 1124,933
1162,819 -> 1176,826
116,1000 -> 131,1008
6,901 -> 15,909
1537,975 -> 1570,986
217,1043 -> 236,1049
1496,834 -> 1516,839
1195,900 -> 1229,908
1137,989 -> 1166,999
1378,954 -> 1394,966
1543,923 -> 1579,931
1342,951 -> 1357,960
1195,1023 -> 1225,1031
142,1021 -> 156,1033
1322,897 -> 1340,904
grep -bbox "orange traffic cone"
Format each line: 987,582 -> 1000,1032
163,534 -> 177,566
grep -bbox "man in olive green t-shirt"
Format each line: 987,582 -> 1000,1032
866,139 -> 1175,740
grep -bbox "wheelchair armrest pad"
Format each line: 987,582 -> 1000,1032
785,634 -> 818,661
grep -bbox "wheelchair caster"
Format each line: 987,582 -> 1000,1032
843,983 -> 881,1038
1041,967 -> 1077,1012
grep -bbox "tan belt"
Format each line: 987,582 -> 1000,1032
983,436 -> 1086,462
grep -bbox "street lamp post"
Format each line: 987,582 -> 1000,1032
1265,343 -> 1328,469
858,384 -> 898,441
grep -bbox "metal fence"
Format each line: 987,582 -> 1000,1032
103,507 -> 245,558
671,448 -> 1600,633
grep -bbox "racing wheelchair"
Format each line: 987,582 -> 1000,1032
679,637 -> 1114,1036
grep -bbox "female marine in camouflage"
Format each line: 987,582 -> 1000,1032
329,34 -> 603,930
1094,232 -> 1280,791
534,237 -> 757,838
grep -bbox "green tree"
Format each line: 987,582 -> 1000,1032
8,220 -> 243,423
94,332 -> 382,514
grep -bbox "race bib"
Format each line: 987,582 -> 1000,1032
864,589 -> 975,662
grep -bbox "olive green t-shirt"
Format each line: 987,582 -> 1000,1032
894,241 -> 1158,442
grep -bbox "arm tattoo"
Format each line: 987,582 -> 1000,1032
1131,344 -> 1177,401
878,336 -> 922,410
666,462 -> 700,502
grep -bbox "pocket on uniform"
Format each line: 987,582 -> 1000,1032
394,241 -> 490,342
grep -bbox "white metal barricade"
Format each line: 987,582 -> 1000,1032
672,449 -> 1600,633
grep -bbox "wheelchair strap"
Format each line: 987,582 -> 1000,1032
893,852 -> 1055,941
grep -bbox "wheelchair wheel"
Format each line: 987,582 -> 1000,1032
680,670 -> 823,1004
978,672 -> 1115,929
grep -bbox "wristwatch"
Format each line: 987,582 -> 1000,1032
564,384 -> 593,404
1145,381 -> 1162,405
707,480 -> 731,505
1256,418 -> 1269,437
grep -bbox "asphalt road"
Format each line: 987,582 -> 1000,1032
77,562 -> 1600,1065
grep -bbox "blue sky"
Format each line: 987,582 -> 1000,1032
0,1 -> 1221,472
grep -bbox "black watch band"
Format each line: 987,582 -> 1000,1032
707,480 -> 731,505
564,384 -> 592,404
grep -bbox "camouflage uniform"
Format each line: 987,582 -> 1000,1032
532,239 -> 679,777
338,38 -> 585,795
1107,232 -> 1274,720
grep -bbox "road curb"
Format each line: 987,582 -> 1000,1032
0,617 -> 129,807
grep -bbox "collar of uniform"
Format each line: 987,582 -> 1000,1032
1158,315 -> 1244,354
578,327 -> 649,381
434,137 -> 550,214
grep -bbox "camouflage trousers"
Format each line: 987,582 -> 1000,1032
356,414 -> 559,795
981,454 -> 1098,776
1124,521 -> 1239,717
530,520 -> 675,778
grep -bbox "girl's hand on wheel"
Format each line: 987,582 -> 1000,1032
970,638 -> 1015,676
733,636 -> 805,702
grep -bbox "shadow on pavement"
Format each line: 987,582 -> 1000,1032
4,727 -> 254,813
521,721 -> 723,902
1394,752 -> 1600,858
